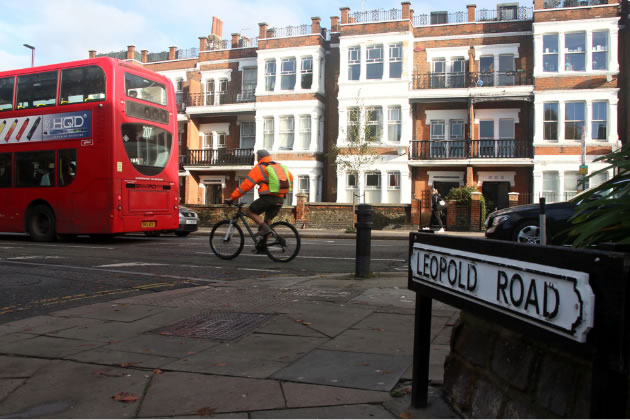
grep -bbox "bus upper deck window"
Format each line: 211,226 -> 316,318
60,66 -> 105,105
16,71 -> 58,110
0,77 -> 14,111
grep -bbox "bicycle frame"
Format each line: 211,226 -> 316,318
227,206 -> 263,245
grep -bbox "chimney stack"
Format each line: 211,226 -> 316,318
330,16 -> 339,32
259,22 -> 268,39
89,50 -> 96,59
340,7 -> 350,24
467,4 -> 476,22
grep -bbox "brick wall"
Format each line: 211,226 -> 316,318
444,312 -> 593,418
186,202 -> 415,230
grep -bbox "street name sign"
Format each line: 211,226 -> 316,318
410,243 -> 595,342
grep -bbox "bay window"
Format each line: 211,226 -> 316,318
301,56 -> 313,89
366,45 -> 383,80
592,101 -> 607,140
592,31 -> 608,70
565,102 -> 585,140
265,60 -> 276,91
543,34 -> 559,72
348,47 -> 360,81
565,32 -> 586,71
544,102 -> 559,141
281,58 -> 296,90
279,116 -> 294,149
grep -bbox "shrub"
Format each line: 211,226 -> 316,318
446,186 -> 487,228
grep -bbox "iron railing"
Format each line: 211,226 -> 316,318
186,91 -> 255,107
266,25 -> 310,38
411,71 -> 533,89
238,37 -> 258,48
409,140 -> 533,160
147,51 -> 169,62
544,0 -> 607,8
185,148 -> 254,166
96,51 -> 129,60
176,48 -> 198,59
350,8 -> 403,23
413,11 -> 466,26
476,7 -> 533,21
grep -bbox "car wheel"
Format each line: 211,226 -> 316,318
513,221 -> 540,244
175,231 -> 190,237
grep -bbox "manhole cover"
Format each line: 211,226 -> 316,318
151,311 -> 274,340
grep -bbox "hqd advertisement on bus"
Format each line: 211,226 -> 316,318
0,111 -> 92,144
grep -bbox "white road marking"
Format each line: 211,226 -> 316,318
195,252 -> 405,262
7,256 -> 64,260
96,262 -> 167,267
0,242 -> 114,250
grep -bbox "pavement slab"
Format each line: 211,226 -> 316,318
51,302 -> 169,322
163,333 -> 326,378
0,332 -> 37,344
0,379 -> 25,402
272,349 -> 412,391
319,312 -> 415,356
139,372 -> 285,417
69,348 -> 178,369
0,335 -> 104,358
281,382 -> 390,408
250,403 -> 397,419
282,301 -> 375,338
0,360 -> 151,418
350,288 -> 416,309
0,355 -> 50,379
102,333 -> 221,358
253,315 -> 327,338
46,319 -> 162,343
0,315 -> 100,335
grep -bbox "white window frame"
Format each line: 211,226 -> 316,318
388,106 -> 401,142
543,102 -> 559,141
240,121 -> 255,149
389,43 -> 402,79
430,120 -> 445,140
263,117 -> 274,149
278,115 -> 295,150
365,171 -> 381,189
301,56 -> 313,89
564,32 -> 586,72
592,30 -> 609,71
543,33 -> 559,73
366,106 -> 383,142
346,172 -> 358,189
280,57 -> 296,90
299,115 -> 311,150
297,175 -> 310,193
387,171 -> 400,190
348,47 -> 361,80
591,101 -> 607,141
565,101 -> 585,140
366,44 -> 384,80
265,60 -> 276,91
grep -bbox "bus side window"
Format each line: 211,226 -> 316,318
15,150 -> 55,188
58,149 -> 77,186
16,71 -> 58,110
0,77 -> 14,111
0,153 -> 11,188
60,66 -> 105,105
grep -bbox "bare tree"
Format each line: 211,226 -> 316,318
329,94 -> 380,230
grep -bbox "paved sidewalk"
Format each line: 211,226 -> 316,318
0,271 -> 460,418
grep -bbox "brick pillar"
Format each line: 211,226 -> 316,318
446,199 -> 457,229
411,198 -> 422,227
126,45 -> 135,60
89,50 -> 96,59
534,0 -> 545,10
402,1 -> 411,19
296,193 -> 308,227
311,17 -> 321,34
467,4 -> 476,22
259,22 -> 268,39
199,36 -> 208,51
508,192 -> 520,207
330,16 -> 339,32
231,33 -> 240,48
470,192 -> 482,231
466,166 -> 475,187
169,46 -> 177,60
141,50 -> 148,63
340,7 -> 350,24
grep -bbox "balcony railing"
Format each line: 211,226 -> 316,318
476,7 -> 533,21
185,148 -> 255,166
266,25 -> 310,38
350,8 -> 403,23
411,71 -> 533,90
544,0 -> 607,8
186,91 -> 256,107
409,140 -> 533,160
413,11 -> 466,26
96,51 -> 128,60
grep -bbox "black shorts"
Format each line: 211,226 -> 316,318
249,195 -> 284,220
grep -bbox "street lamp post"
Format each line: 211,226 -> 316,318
23,44 -> 35,67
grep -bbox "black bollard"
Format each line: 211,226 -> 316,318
355,204 -> 373,278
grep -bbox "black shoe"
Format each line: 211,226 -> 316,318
252,246 -> 266,254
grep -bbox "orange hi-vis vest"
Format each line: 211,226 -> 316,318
231,155 -> 294,200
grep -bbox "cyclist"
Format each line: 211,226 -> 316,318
224,149 -> 293,249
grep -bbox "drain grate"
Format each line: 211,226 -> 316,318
151,311 -> 274,340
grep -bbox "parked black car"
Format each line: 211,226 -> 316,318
485,184 -> 615,245
145,206 -> 199,237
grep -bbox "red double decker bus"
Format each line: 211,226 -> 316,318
0,57 -> 179,241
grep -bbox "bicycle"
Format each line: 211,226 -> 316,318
209,203 -> 301,263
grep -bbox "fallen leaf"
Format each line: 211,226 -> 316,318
215,362 -> 227,367
159,332 -> 172,336
197,407 -> 217,416
95,370 -> 123,378
295,319 -> 312,326
108,340 -> 121,345
187,352 -> 196,355
120,362 -> 140,368
400,412 -> 413,419
153,369 -> 163,375
360,363 -> 370,367
112,392 -> 138,403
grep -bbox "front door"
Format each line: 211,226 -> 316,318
482,181 -> 510,212
205,184 -> 223,205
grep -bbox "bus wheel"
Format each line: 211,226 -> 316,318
26,205 -> 57,242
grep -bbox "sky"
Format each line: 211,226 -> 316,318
0,0 -> 509,71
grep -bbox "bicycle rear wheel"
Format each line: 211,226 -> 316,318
209,220 -> 244,260
265,221 -> 300,263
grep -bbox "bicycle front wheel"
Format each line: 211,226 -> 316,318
209,220 -> 244,260
265,221 -> 301,263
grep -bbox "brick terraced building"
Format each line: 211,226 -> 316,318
90,0 -> 628,216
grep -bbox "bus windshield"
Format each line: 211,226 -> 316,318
124,73 -> 167,106
121,123 -> 172,176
